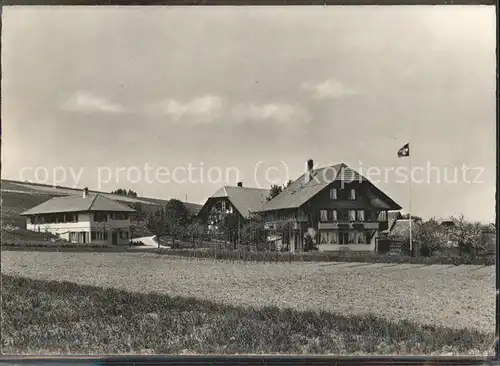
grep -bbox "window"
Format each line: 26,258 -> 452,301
91,232 -> 97,240
365,210 -> 372,221
64,213 -> 77,223
356,210 -> 365,221
348,231 -> 356,243
92,231 -> 108,241
337,187 -> 353,200
348,189 -> 356,201
320,210 -> 328,222
94,212 -> 108,222
329,188 -> 337,200
348,210 -> 356,221
221,201 -> 226,211
338,210 -> 349,222
69,232 -> 77,242
320,231 -> 338,244
377,210 -> 388,221
331,209 -> 338,221
355,231 -> 366,244
78,232 -> 88,243
110,212 -> 129,220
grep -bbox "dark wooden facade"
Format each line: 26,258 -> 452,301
262,180 -> 398,251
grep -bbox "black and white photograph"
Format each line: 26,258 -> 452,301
0,5 -> 496,356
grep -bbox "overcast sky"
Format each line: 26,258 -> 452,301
2,6 -> 496,222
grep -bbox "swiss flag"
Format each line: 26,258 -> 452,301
397,143 -> 410,158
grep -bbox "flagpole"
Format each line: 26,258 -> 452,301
409,142 -> 413,255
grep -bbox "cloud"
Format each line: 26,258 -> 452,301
231,103 -> 312,124
302,78 -> 362,100
60,91 -> 126,113
150,95 -> 224,124
148,97 -> 311,125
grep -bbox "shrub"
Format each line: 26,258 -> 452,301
153,247 -> 494,266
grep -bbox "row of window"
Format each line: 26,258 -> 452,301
94,212 -> 130,222
329,188 -> 357,201
30,212 -> 130,224
69,231 -> 89,243
319,209 -> 388,222
91,231 -> 109,241
30,213 -> 78,224
69,230 -> 129,243
319,230 -> 370,245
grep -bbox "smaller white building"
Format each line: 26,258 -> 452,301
20,188 -> 136,246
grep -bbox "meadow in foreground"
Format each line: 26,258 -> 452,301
1,274 -> 493,355
2,251 -> 494,333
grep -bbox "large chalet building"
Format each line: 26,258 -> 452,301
257,160 -> 402,252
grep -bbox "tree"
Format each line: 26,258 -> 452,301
449,214 -> 485,257
185,219 -> 203,246
218,212 -> 241,249
146,208 -> 170,249
303,228 -> 318,252
129,202 -> 148,238
266,184 -> 283,202
164,199 -> 189,248
274,218 -> 297,252
266,180 -> 293,202
146,200 -> 189,249
413,219 -> 448,257
241,213 -> 266,250
111,188 -> 138,197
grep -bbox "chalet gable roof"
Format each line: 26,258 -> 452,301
258,163 -> 402,212
199,186 -> 269,219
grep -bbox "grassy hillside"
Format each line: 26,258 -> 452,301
2,179 -> 202,214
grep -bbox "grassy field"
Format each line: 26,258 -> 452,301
2,251 -> 494,335
1,274 -> 493,355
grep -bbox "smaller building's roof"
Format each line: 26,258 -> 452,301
199,186 -> 269,219
387,211 -> 402,231
388,219 -> 412,238
20,194 -> 136,216
436,218 -> 456,226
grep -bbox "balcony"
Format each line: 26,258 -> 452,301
318,221 -> 387,230
264,220 -> 300,231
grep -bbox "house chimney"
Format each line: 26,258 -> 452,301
307,159 -> 314,171
237,182 -> 243,187
83,187 -> 89,198
305,159 -> 314,183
